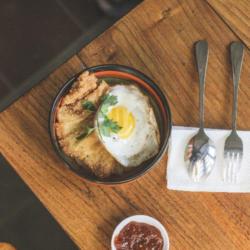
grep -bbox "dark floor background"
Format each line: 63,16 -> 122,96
0,0 -> 141,111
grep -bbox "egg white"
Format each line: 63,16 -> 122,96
96,85 -> 160,167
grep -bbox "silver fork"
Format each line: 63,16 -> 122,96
223,41 -> 244,183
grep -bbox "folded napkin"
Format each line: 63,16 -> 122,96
167,126 -> 250,192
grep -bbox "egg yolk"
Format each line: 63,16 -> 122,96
108,106 -> 135,139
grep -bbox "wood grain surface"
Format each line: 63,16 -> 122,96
207,0 -> 250,48
0,0 -> 250,249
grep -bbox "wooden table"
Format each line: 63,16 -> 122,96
0,0 -> 249,249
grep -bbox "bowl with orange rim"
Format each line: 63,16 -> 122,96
49,65 -> 172,184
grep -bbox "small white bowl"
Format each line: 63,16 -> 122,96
111,215 -> 169,250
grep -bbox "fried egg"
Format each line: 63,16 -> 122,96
96,85 -> 160,167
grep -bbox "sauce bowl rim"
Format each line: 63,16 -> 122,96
111,214 -> 169,250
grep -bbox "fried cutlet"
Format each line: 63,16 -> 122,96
60,71 -> 98,106
55,72 -> 123,178
55,81 -> 109,139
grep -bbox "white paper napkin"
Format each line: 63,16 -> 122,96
167,126 -> 250,192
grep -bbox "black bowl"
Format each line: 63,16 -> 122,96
49,65 -> 172,184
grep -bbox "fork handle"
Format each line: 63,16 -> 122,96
230,42 -> 244,131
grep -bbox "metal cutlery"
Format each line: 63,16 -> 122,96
184,40 -> 216,182
223,41 -> 244,183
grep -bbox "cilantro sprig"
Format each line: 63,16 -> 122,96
77,94 -> 122,139
99,115 -> 122,137
100,94 -> 118,114
82,100 -> 96,111
98,94 -> 122,137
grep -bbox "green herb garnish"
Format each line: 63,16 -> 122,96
98,94 -> 122,137
99,115 -> 122,137
100,94 -> 118,114
82,100 -> 96,111
76,126 -> 95,140
101,94 -> 118,105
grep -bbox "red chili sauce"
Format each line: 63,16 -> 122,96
114,221 -> 164,250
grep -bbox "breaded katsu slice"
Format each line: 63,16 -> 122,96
60,131 -> 123,178
55,71 -> 122,178
55,71 -> 99,138
60,71 -> 98,106
71,80 -> 109,114
55,80 -> 109,139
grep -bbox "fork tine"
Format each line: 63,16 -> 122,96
223,152 -> 228,182
225,152 -> 230,183
225,152 -> 229,182
229,153 -> 232,183
229,152 -> 235,183
233,152 -> 238,183
232,153 -> 237,183
229,152 -> 233,183
233,153 -> 240,183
